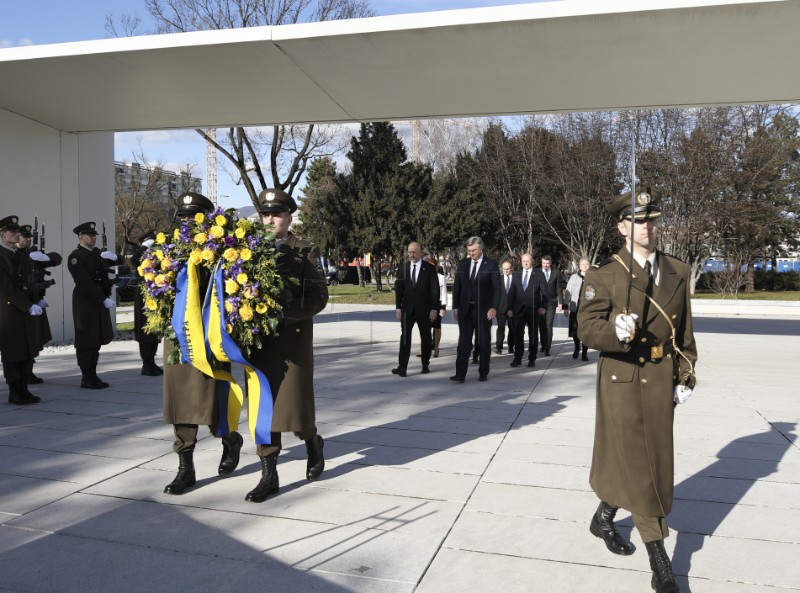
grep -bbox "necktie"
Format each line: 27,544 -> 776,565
545,270 -> 550,282
411,263 -> 417,285
645,260 -> 654,294
523,270 -> 529,291
470,261 -> 477,281
505,276 -> 510,291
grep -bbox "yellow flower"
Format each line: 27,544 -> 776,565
209,225 -> 224,239
215,214 -> 227,226
160,258 -> 172,271
172,228 -> 180,240
223,248 -> 239,262
244,285 -> 258,299
236,219 -> 251,230
194,233 -> 208,244
194,212 -> 205,224
154,250 -> 164,261
240,248 -> 252,261
256,302 -> 267,314
225,279 -> 240,295
155,274 -> 168,287
156,232 -> 167,244
189,249 -> 203,265
239,303 -> 254,321
201,249 -> 216,262
234,227 -> 246,239
226,323 -> 233,334
225,300 -> 235,313
236,272 -> 249,285
145,298 -> 158,311
144,272 -> 156,282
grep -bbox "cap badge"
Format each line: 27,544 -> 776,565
11,216 -> 17,224
183,195 -> 193,204
265,191 -> 275,202
636,192 -> 651,206
89,222 -> 95,229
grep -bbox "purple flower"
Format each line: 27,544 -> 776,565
224,236 -> 236,247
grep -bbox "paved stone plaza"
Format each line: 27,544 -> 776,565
1,303 -> 798,593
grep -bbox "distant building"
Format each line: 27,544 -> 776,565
114,161 -> 202,200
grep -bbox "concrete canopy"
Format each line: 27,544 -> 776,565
1,0 -> 798,133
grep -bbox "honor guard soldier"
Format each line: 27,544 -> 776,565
163,192 -> 244,495
242,189 -> 329,503
0,215 -> 43,405
578,189 -> 697,593
17,223 -> 62,384
68,221 -> 117,389
131,230 -> 162,376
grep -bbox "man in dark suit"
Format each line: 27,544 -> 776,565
507,253 -> 546,368
393,242 -> 440,377
451,236 -> 501,382
495,259 -> 514,354
538,254 -> 564,356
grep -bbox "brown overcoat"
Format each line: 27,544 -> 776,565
578,249 -> 697,517
247,244 -> 328,433
67,246 -> 113,348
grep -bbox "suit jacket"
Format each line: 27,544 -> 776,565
541,268 -> 564,309
507,268 -> 545,315
452,256 -> 501,314
498,273 -> 512,315
395,259 -> 440,318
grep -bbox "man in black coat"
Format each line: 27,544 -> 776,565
393,242 -> 440,377
131,230 -> 162,376
451,236 -> 501,382
538,254 -> 564,356
0,215 -> 43,405
495,259 -> 515,354
507,253 -> 546,368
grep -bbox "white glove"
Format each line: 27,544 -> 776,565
28,304 -> 43,316
37,299 -> 49,308
673,385 -> 693,404
103,298 -> 116,309
29,251 -> 51,263
100,251 -> 118,261
142,239 -> 155,248
614,313 -> 638,342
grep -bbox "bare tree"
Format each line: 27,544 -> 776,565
107,0 -> 374,206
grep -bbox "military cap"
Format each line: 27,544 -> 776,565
19,224 -> 33,238
0,215 -> 20,231
258,188 -> 297,214
611,188 -> 662,221
73,221 -> 98,236
176,192 -> 215,218
138,229 -> 156,244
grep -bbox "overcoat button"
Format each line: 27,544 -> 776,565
641,378 -> 648,383
611,375 -> 617,380
638,357 -> 645,363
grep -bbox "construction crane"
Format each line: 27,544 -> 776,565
205,128 -> 218,204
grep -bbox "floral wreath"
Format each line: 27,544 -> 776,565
137,208 -> 288,362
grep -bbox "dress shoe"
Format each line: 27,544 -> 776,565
495,347 -> 502,354
141,363 -> 162,376
508,348 -> 514,355
391,367 -> 407,377
478,374 -> 488,382
590,501 -> 636,556
80,376 -> 106,389
449,375 -> 465,383
433,349 -> 439,357
164,450 -> 196,495
28,374 -> 44,384
218,431 -> 243,476
246,453 -> 279,502
421,365 -> 430,374
544,350 -> 551,357
471,357 -> 478,364
305,434 -> 325,481
510,359 -> 521,367
646,540 -> 681,593
527,360 -> 536,367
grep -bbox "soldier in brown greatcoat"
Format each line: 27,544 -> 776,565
162,192 -> 243,495
67,221 -> 117,389
244,188 -> 329,503
578,189 -> 697,593
0,216 -> 42,405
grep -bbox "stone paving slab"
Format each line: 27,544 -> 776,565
1,305 -> 798,593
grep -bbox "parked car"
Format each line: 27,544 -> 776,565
325,270 -> 339,286
116,275 -> 139,304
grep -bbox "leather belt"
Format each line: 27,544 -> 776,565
608,343 -> 673,364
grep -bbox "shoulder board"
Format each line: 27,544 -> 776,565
593,258 -> 614,269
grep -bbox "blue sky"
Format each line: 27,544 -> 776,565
2,0 -> 535,207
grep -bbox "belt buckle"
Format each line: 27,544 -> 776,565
650,344 -> 663,360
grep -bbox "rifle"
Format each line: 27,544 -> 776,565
100,219 -> 115,296
102,220 -> 108,252
32,216 -> 40,252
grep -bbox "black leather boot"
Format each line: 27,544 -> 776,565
8,382 -> 36,405
590,501 -> 636,555
28,373 -> 44,384
17,381 -> 41,404
305,434 -> 325,481
164,450 -> 196,495
582,346 -> 589,361
218,431 -> 243,476
245,453 -> 279,502
646,540 -> 681,593
141,360 -> 163,376
572,342 -> 580,359
92,368 -> 110,389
